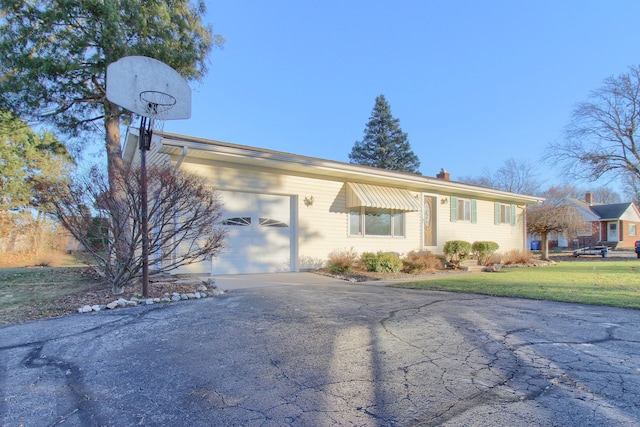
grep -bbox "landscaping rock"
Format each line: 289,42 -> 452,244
76,278 -> 227,314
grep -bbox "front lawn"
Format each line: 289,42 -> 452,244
392,260 -> 640,309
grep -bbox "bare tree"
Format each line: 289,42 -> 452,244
458,158 -> 541,195
538,184 -> 581,204
539,184 -> 621,204
622,173 -> 640,206
527,204 -> 585,260
589,187 -> 621,204
41,164 -> 226,294
547,65 -> 640,182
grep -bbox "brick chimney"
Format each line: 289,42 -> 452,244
436,168 -> 450,181
585,192 -> 594,205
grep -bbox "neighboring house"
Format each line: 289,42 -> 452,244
123,130 -> 543,275
563,193 -> 640,249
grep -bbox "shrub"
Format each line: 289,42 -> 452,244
501,249 -> 534,265
443,240 -> 471,266
402,251 -> 444,273
471,241 -> 499,265
484,252 -> 502,266
360,251 -> 403,273
327,248 -> 358,273
359,252 -> 378,271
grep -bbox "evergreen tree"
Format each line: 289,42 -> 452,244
349,95 -> 421,174
0,110 -> 72,211
0,0 -> 224,189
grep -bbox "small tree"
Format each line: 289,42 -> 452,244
42,164 -> 226,294
349,95 -> 421,174
526,204 -> 585,260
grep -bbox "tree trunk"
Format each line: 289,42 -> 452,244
104,102 -> 124,187
541,232 -> 550,260
104,102 -> 131,292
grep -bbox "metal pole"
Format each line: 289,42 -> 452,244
139,118 -> 151,298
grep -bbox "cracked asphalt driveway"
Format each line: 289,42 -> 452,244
2,281 -> 640,426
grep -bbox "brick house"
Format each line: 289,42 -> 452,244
565,193 -> 640,249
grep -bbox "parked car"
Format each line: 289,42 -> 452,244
573,245 -> 609,258
635,240 -> 640,258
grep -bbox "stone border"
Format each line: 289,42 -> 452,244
77,283 -> 226,313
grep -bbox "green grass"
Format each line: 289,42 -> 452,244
392,260 -> 640,309
0,267 -> 102,324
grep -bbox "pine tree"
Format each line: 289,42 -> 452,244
349,95 -> 421,174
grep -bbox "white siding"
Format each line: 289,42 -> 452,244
143,143 -> 528,271
437,198 -> 525,253
174,158 -> 424,269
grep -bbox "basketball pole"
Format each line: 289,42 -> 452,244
139,116 -> 152,298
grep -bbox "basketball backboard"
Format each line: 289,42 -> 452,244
106,56 -> 191,120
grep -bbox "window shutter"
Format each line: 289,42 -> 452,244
471,199 -> 477,224
450,196 -> 457,222
511,204 -> 516,226
495,202 -> 500,225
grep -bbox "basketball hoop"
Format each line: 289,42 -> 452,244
105,56 -> 192,298
138,91 -> 176,150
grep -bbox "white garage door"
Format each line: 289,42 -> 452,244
213,191 -> 292,274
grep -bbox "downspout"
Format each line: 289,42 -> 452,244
174,146 -> 188,173
523,205 -> 527,252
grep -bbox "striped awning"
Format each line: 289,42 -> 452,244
346,182 -> 419,211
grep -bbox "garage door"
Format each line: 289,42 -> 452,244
213,191 -> 292,274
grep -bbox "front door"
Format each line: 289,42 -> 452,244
607,222 -> 618,242
423,195 -> 437,247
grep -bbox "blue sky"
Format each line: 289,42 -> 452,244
162,0 -> 640,193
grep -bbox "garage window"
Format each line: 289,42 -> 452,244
349,208 -> 405,237
222,217 -> 251,226
259,218 -> 289,228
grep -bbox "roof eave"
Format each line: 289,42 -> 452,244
154,131 -> 544,204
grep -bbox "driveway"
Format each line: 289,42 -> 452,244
1,275 -> 639,426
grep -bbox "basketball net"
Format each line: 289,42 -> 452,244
138,90 -> 176,150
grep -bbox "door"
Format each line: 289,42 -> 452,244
423,195 -> 437,247
214,191 -> 292,274
607,222 -> 618,242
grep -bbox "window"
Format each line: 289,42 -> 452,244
499,204 -> 511,224
630,224 -> 637,237
457,199 -> 471,221
451,197 -> 477,223
259,218 -> 288,228
222,217 -> 251,226
577,222 -> 592,236
494,203 -> 516,226
349,208 -> 405,237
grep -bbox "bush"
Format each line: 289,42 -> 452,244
501,249 -> 534,265
402,251 -> 443,273
327,248 -> 358,273
471,241 -> 499,265
443,240 -> 471,266
360,252 -> 378,271
360,251 -> 403,273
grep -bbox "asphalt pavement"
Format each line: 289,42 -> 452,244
1,274 -> 639,426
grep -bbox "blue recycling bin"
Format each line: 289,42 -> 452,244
531,241 -> 540,251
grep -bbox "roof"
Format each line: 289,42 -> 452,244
566,198 -> 640,221
123,129 -> 544,205
590,203 -> 634,220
